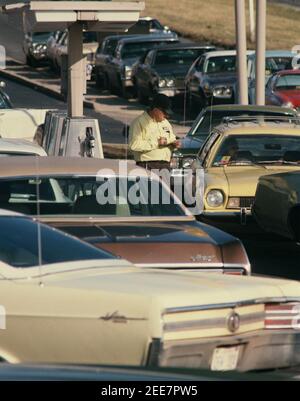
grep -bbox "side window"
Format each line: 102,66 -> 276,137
198,132 -> 220,167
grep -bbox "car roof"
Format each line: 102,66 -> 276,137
214,121 -> 300,136
0,209 -> 22,217
0,157 -> 152,178
0,139 -> 47,155
248,50 -> 297,59
203,50 -> 254,58
275,69 -> 300,76
117,33 -> 178,44
204,104 -> 297,114
150,43 -> 216,52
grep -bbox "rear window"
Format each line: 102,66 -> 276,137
0,216 -> 115,268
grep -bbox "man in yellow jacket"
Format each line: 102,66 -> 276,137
129,94 -> 180,170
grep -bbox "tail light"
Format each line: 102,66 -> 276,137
265,303 -> 300,330
223,269 -> 246,276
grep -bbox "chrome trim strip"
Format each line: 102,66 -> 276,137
164,298 -> 300,315
137,263 -> 246,269
39,216 -> 195,223
163,312 -> 265,332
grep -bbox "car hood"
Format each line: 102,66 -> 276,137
275,90 -> 300,107
123,58 -> 139,68
154,64 -> 190,78
223,165 -> 300,196
48,220 -> 236,266
205,72 -> 237,86
181,135 -> 206,151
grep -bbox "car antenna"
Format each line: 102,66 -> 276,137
35,156 -> 44,287
208,94 -> 214,135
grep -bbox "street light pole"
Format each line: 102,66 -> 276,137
249,0 -> 255,43
67,21 -> 84,117
235,0 -> 248,105
255,0 -> 266,105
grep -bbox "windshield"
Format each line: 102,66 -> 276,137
154,49 -> 204,66
266,56 -> 293,74
275,74 -> 300,90
204,56 -> 236,74
31,32 -> 52,42
121,41 -> 173,59
212,134 -> 300,166
83,32 -> 97,44
0,216 -> 114,268
190,110 -> 296,138
0,176 -> 185,217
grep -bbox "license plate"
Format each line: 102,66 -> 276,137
211,346 -> 241,371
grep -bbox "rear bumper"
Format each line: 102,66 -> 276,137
153,329 -> 300,372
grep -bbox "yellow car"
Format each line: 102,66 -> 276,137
195,120 -> 300,222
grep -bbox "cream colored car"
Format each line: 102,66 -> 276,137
0,138 -> 47,157
1,210 -> 300,372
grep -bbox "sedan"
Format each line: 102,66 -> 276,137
1,210 -> 300,371
132,44 -> 215,104
0,156 -> 251,275
266,69 -> 300,111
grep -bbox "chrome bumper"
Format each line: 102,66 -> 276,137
149,329 -> 300,372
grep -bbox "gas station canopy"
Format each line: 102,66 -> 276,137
1,1 -> 145,32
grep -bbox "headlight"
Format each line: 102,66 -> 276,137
122,65 -> 132,80
283,101 -> 294,109
166,78 -> 175,87
182,157 -> 196,169
212,86 -> 232,98
158,78 -> 174,88
158,78 -> 166,88
206,190 -> 224,207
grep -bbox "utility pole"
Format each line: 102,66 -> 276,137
255,0 -> 266,105
235,0 -> 248,105
249,0 -> 255,43
67,21 -> 84,117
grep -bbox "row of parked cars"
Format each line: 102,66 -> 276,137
22,23 -> 300,113
0,98 -> 300,375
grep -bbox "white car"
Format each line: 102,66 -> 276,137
0,139 -> 47,157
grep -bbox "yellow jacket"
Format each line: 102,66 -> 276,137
129,111 -> 176,162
